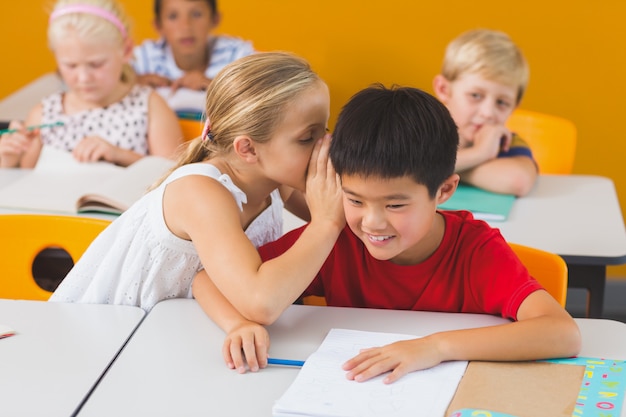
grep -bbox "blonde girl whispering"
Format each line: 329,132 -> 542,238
50,52 -> 345,321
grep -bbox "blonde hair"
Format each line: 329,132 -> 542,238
47,0 -> 135,83
441,29 -> 529,103
169,52 -> 323,173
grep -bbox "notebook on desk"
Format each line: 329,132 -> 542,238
438,183 -> 516,221
273,329 -> 468,417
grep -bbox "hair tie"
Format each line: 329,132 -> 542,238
49,4 -> 128,40
201,117 -> 214,142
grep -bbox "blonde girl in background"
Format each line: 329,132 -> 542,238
0,0 -> 182,168
50,53 -> 345,338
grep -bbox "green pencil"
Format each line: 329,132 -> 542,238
0,121 -> 64,135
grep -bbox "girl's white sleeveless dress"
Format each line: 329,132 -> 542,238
49,163 -> 284,312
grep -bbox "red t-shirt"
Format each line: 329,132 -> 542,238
259,210 -> 543,321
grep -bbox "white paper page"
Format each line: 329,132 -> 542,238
273,328 -> 468,417
77,155 -> 174,212
156,87 -> 206,112
0,146 -> 121,213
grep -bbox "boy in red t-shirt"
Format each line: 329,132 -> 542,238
193,85 -> 580,383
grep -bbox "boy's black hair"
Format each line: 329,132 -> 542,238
154,0 -> 218,19
330,84 -> 459,199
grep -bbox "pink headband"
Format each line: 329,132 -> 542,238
49,4 -> 128,40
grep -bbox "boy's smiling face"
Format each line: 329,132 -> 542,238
341,174 -> 458,265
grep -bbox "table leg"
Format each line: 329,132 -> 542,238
567,264 -> 606,318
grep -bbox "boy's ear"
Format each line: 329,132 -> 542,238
212,12 -> 222,26
435,174 -> 460,205
233,135 -> 258,163
433,75 -> 452,102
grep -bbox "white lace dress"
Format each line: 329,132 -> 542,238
49,163 -> 284,311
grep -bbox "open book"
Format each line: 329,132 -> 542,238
0,146 -> 174,215
438,183 -> 516,221
273,329 -> 468,417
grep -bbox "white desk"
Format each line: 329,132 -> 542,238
0,299 -> 145,417
77,299 -> 626,417
486,175 -> 626,318
0,73 -> 64,121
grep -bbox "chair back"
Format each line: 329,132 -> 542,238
179,118 -> 204,142
509,242 -> 568,307
303,242 -> 568,307
506,108 -> 577,174
0,214 -> 110,300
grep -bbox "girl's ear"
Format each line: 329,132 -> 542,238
122,37 -> 134,62
435,174 -> 460,205
233,135 -> 258,163
433,74 -> 452,103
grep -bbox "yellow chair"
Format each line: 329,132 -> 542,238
303,242 -> 567,308
509,242 -> 568,307
0,214 -> 111,301
506,108 -> 577,174
179,118 -> 204,142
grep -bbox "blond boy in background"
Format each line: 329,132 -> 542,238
433,29 -> 537,196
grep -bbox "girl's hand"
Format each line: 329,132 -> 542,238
73,136 -> 117,163
342,337 -> 443,384
0,121 -> 37,167
222,320 -> 270,374
305,134 -> 345,231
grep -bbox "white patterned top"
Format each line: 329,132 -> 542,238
49,162 -> 284,312
40,84 -> 151,155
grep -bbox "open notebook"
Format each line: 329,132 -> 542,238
0,146 -> 174,215
273,329 -> 468,417
438,183 -> 516,221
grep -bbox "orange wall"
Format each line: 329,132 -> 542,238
2,1 -> 626,276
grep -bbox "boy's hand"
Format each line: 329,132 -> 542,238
222,320 -> 270,374
170,71 -> 211,92
472,124 -> 513,160
305,134 -> 345,231
136,73 -> 172,88
342,338 -> 443,384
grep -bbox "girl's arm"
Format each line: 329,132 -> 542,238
343,290 -> 581,384
146,91 -> 184,159
169,136 -> 344,326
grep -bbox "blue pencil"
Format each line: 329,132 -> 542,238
0,121 -> 64,135
267,357 -> 305,367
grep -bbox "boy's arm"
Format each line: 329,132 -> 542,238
343,290 -> 581,384
192,270 -> 270,373
459,155 -> 538,196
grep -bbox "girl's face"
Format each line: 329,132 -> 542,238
53,29 -> 129,107
157,0 -> 218,60
255,81 -> 330,192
